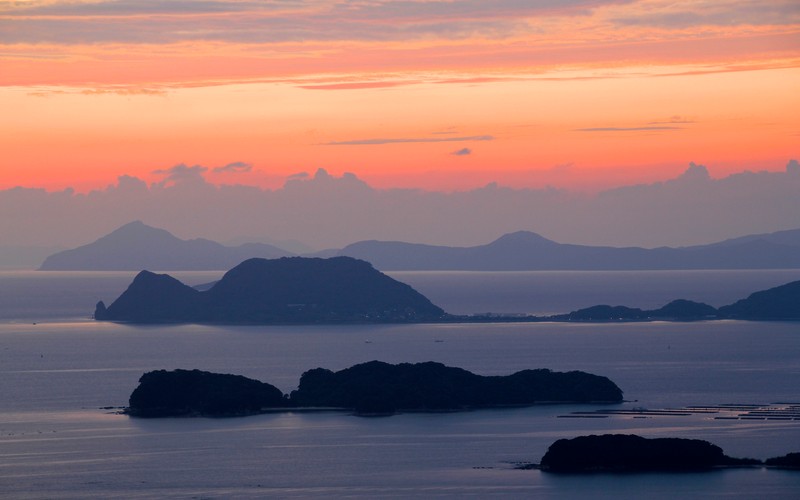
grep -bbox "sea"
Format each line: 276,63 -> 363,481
1,269 -> 799,499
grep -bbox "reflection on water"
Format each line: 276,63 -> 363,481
1,271 -> 800,497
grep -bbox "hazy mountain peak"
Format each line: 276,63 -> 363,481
39,221 -> 292,270
101,220 -> 177,242
489,230 -> 554,246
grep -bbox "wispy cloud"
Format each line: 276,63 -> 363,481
323,135 -> 495,146
299,80 -> 420,91
452,148 -> 472,156
80,87 -> 167,96
4,0 -> 798,89
213,161 -> 252,173
286,171 -> 309,180
152,163 -> 208,184
609,0 -> 800,28
574,126 -> 684,132
0,1 -> 289,17
647,115 -> 695,125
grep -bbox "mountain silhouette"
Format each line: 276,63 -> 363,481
717,280 -> 800,320
39,221 -> 292,270
324,228 -> 800,270
94,256 -> 446,323
41,224 -> 800,271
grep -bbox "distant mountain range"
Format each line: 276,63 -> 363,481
39,221 -> 292,271
39,221 -> 800,271
321,229 -> 800,270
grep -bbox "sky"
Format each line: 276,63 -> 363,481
2,0 -> 798,193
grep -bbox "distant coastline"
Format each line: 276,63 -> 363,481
94,256 -> 800,324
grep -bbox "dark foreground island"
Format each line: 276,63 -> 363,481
128,369 -> 287,417
539,434 -> 759,472
289,361 -> 623,414
124,362 -> 623,417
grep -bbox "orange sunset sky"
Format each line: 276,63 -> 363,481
1,0 -> 798,192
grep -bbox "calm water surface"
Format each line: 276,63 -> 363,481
1,271 -> 799,498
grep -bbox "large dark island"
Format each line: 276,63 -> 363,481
125,362 -> 623,417
95,256 -> 445,324
289,361 -> 623,414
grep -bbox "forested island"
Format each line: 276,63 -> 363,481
537,434 -> 759,472
529,434 -> 800,473
94,256 -> 800,324
124,362 -> 623,417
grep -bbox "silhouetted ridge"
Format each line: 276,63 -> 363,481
718,280 -> 800,320
40,220 -> 291,270
549,281 -> 798,322
326,228 -> 800,270
551,299 -> 717,321
651,299 -> 718,318
95,257 -> 445,324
